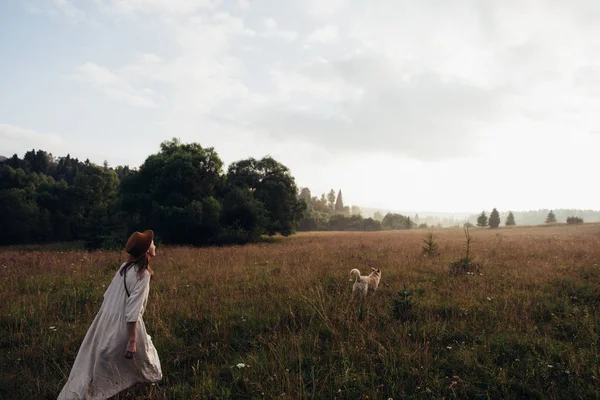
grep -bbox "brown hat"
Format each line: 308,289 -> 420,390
125,230 -> 154,258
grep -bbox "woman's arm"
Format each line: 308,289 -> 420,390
125,321 -> 137,359
124,271 -> 150,359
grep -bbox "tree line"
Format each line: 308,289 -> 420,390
2,141 -> 593,247
473,209 -> 587,228
296,187 -> 415,232
0,139 -> 306,247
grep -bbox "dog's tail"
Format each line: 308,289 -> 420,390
349,268 -> 361,282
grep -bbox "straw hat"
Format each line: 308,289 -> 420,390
125,230 -> 154,258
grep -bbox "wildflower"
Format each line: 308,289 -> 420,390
487,297 -> 492,301
547,364 -> 553,368
236,363 -> 246,369
447,346 -> 452,350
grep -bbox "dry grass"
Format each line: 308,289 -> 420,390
1,224 -> 600,399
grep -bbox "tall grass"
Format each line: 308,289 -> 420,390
1,224 -> 599,399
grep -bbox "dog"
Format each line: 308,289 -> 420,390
349,267 -> 381,298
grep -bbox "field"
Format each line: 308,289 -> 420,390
1,224 -> 600,399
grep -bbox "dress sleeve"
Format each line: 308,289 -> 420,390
124,271 -> 150,322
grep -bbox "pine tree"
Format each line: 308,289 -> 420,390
505,211 -> 516,226
477,211 -> 488,227
489,208 -> 500,228
335,189 -> 344,211
327,189 -> 336,210
545,210 -> 556,224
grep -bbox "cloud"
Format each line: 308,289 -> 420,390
233,54 -> 504,161
71,10 -> 257,113
0,124 -> 66,155
306,0 -> 347,18
307,24 -> 339,44
237,0 -> 250,9
53,0 -> 86,22
73,62 -> 161,108
94,0 -> 219,17
58,0 -> 600,165
259,18 -> 298,41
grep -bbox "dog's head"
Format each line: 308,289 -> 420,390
370,267 -> 381,276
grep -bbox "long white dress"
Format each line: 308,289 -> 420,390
58,263 -> 162,400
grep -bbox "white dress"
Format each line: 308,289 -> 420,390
58,263 -> 162,400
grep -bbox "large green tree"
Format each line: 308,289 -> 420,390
119,139 -> 225,245
327,189 -> 336,210
335,190 -> 344,211
477,211 -> 488,227
0,188 -> 41,244
505,211 -> 516,226
545,210 -> 557,224
382,213 -> 413,229
227,156 -> 306,236
489,208 -> 500,229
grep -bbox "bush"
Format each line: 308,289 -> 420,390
449,227 -> 483,275
392,284 -> 415,321
421,232 -> 439,257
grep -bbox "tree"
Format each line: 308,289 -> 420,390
489,208 -> 500,228
327,189 -> 336,210
320,193 -> 328,208
219,186 -> 265,244
0,188 -> 41,244
351,205 -> 362,216
382,213 -> 413,230
72,164 -> 119,244
335,189 -> 344,211
477,211 -> 488,227
227,156 -> 306,237
505,211 -> 516,226
363,218 -> 382,231
298,187 -> 312,204
119,138 -> 225,245
373,211 -> 384,221
545,210 -> 556,224
24,149 -> 52,174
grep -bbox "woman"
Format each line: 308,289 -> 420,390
58,230 -> 163,400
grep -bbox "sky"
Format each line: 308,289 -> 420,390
1,0 -> 599,213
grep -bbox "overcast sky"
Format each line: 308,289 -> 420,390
1,0 -> 599,212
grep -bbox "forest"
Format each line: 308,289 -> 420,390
0,139 -> 419,248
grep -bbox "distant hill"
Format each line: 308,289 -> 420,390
358,206 -> 600,227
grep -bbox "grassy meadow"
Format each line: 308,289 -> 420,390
1,224 -> 600,399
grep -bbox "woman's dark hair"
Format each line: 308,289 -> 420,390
120,253 -> 154,279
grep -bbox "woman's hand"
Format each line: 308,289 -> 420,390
125,321 -> 137,359
125,339 -> 136,359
